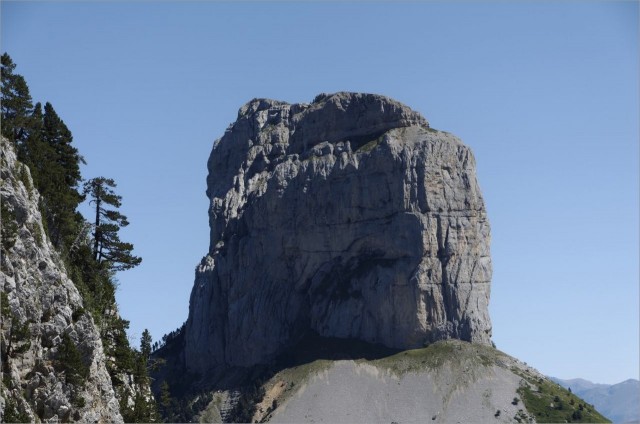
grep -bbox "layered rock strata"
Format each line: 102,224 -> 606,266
185,92 -> 492,373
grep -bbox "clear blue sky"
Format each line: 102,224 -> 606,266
2,2 -> 637,385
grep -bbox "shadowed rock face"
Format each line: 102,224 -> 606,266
185,92 -> 492,373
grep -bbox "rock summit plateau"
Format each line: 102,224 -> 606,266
184,92 -> 493,373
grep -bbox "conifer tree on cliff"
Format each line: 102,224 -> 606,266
41,102 -> 84,247
22,102 -> 46,181
1,53 -> 33,148
42,102 -> 82,185
140,329 -> 152,364
1,53 -> 83,249
83,177 -> 142,271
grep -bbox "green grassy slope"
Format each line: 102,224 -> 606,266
513,367 -> 610,423
181,336 -> 611,423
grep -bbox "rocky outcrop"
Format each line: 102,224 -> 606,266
185,92 -> 492,373
0,140 -> 123,422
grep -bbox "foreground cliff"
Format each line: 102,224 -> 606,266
0,140 -> 123,422
184,92 -> 492,373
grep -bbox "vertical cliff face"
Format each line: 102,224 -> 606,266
184,93 -> 492,374
1,140 -> 123,422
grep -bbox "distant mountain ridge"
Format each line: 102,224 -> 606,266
551,377 -> 639,423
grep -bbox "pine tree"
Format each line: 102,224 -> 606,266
21,102 -> 44,179
2,311 -> 32,361
1,54 -> 83,251
38,102 -> 84,248
83,177 -> 141,271
131,392 -> 150,422
42,102 -> 83,189
1,53 -> 34,149
133,329 -> 152,382
140,329 -> 152,365
111,317 -> 135,374
2,397 -> 30,423
56,332 -> 89,404
159,380 -> 172,418
19,103 -> 57,192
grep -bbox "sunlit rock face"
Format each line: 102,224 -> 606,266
184,92 -> 492,373
1,140 -> 123,423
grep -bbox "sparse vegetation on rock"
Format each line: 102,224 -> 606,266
513,367 -> 610,423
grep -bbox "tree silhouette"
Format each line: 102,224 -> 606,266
83,177 -> 141,271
